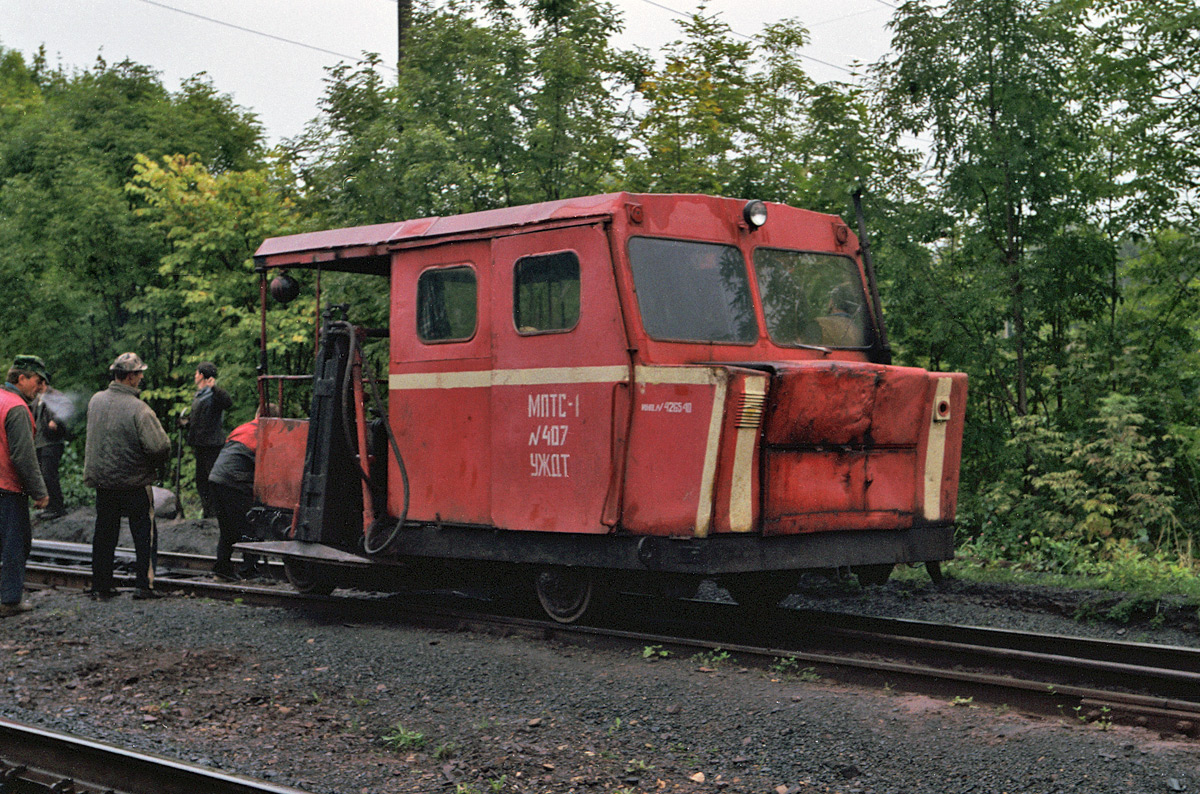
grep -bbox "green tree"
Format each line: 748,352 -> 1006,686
126,153 -> 313,419
524,0 -> 639,200
294,0 -> 639,225
876,0 -> 1108,421
625,10 -> 752,194
1088,0 -> 1200,230
0,50 -> 264,395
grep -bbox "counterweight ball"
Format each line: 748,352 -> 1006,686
269,273 -> 300,304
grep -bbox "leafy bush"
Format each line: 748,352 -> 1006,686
963,393 -> 1200,598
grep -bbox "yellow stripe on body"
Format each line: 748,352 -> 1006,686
389,364 -> 734,391
390,365 -> 629,390
728,376 -> 767,533
633,365 -> 724,386
923,377 -> 953,520
693,376 -> 728,538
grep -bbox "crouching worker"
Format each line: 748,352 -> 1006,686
210,405 -> 276,581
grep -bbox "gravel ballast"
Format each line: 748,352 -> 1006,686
3,509 -> 1197,794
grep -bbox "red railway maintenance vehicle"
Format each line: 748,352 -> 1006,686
242,192 -> 967,622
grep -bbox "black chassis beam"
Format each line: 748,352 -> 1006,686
240,520 -> 954,575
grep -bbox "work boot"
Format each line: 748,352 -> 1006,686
236,563 -> 262,581
86,588 -> 119,600
0,602 -> 33,617
212,563 -> 238,582
132,588 -> 162,600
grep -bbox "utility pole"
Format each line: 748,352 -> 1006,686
397,0 -> 412,67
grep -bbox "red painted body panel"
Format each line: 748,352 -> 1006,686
764,450 -> 917,532
389,240 -> 493,525
761,364 -> 966,533
487,226 -> 629,534
763,362 -> 930,447
253,418 -> 309,513
621,374 -> 720,536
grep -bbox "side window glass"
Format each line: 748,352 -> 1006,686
417,266 -> 477,342
514,251 -> 580,334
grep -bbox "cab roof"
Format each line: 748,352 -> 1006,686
254,192 -> 635,275
254,193 -> 847,276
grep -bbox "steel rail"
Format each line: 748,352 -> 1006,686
0,717 -> 311,794
22,548 -> 1200,737
31,539 -> 281,577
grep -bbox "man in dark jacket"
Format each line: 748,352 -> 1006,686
33,385 -> 71,520
185,361 -> 231,518
84,353 -> 171,600
0,355 -> 50,616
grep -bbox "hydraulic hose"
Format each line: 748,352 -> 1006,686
328,318 -> 410,555
359,354 -> 410,555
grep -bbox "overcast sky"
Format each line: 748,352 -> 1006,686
3,0 -> 897,145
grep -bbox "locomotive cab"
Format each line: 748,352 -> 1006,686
243,193 -> 967,622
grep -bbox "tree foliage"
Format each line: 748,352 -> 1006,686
125,153 -> 313,420
0,49 -> 265,415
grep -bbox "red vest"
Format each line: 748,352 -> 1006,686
226,419 -> 258,453
0,388 -> 35,493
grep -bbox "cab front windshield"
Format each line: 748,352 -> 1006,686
753,249 -> 872,349
627,237 -> 757,343
627,237 -> 873,350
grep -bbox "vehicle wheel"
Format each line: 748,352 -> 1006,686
723,572 -> 795,610
852,563 -> 894,587
534,567 -> 594,624
284,559 -> 336,596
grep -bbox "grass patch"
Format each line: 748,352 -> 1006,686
942,540 -> 1200,628
381,722 -> 427,751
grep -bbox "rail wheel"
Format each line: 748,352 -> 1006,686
852,563 -> 894,587
284,559 -> 336,596
534,567 -> 594,624
724,573 -> 795,610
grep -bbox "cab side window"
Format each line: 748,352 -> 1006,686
514,251 -> 580,334
417,266 -> 477,342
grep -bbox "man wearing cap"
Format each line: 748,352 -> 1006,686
0,356 -> 50,616
184,361 -> 231,518
83,353 -> 171,600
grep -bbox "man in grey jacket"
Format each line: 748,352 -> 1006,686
83,353 -> 171,600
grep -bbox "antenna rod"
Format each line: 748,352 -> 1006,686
853,188 -> 892,365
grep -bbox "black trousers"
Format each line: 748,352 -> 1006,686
193,445 -> 222,517
37,444 -> 65,513
0,492 -> 32,605
211,481 -> 257,572
92,486 -> 156,592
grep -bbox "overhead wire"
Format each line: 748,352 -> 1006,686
126,0 -> 930,147
131,0 -> 397,71
132,0 -> 884,79
631,0 -> 857,74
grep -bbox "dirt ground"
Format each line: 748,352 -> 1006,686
3,508 -> 1198,794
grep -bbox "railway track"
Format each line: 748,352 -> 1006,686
25,540 -> 1200,740
0,717 -> 311,794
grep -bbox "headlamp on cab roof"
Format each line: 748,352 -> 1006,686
743,200 -> 768,229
